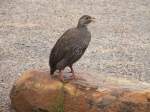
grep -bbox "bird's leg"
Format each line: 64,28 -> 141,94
59,69 -> 65,82
69,65 -> 74,73
69,65 -> 76,79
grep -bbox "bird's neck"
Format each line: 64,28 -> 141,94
77,23 -> 88,30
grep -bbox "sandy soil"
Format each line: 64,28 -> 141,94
0,0 -> 150,111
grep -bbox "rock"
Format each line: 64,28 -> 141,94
10,70 -> 150,112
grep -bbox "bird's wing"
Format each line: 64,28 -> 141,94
50,28 -> 78,65
50,28 -> 90,67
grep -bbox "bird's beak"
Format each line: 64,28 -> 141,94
90,17 -> 96,22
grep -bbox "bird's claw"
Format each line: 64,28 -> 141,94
70,74 -> 78,80
59,76 -> 65,82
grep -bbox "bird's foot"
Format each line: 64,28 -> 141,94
68,71 -> 73,73
58,70 -> 67,82
70,73 -> 86,81
70,74 -> 78,80
59,75 -> 65,82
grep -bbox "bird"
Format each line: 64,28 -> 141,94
49,15 -> 95,81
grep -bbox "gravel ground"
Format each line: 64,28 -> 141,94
0,0 -> 150,111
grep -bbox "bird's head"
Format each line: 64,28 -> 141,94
77,15 -> 95,28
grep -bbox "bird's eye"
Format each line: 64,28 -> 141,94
86,17 -> 89,19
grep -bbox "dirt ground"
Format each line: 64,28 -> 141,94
0,0 -> 150,111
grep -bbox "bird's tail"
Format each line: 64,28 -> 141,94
49,54 -> 56,75
50,67 -> 56,75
